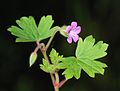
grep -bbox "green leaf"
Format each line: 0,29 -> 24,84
40,49 -> 63,73
76,35 -> 108,60
40,49 -> 64,73
8,16 -> 38,42
38,15 -> 55,40
16,38 -> 35,42
8,15 -> 57,42
49,48 -> 63,64
29,52 -> 37,67
76,35 -> 108,78
16,16 -> 38,39
61,57 -> 81,80
40,59 -> 56,73
77,58 -> 107,77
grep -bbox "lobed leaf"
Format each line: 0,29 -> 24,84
38,15 -> 55,41
8,15 -> 57,42
76,35 -> 108,60
49,48 -> 63,64
75,35 -> 108,78
40,59 -> 55,73
40,49 -> 63,73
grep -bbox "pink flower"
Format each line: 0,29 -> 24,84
66,22 -> 81,44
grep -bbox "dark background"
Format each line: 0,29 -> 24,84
0,0 -> 120,91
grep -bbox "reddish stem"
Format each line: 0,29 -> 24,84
59,79 -> 68,88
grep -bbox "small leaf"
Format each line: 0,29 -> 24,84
40,49 -> 64,73
29,52 -> 37,67
40,59 -> 56,73
61,57 -> 81,80
49,48 -> 63,64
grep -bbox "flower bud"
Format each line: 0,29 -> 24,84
29,52 -> 37,67
59,26 -> 68,37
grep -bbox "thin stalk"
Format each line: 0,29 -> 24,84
34,41 -> 40,53
42,50 -> 58,91
54,72 -> 60,91
59,79 -> 68,88
46,28 -> 59,50
55,87 -> 59,91
55,72 -> 59,83
50,73 -> 55,86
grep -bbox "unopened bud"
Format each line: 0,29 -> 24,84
29,52 -> 37,67
59,26 -> 68,37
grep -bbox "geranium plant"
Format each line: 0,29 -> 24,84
8,15 -> 108,91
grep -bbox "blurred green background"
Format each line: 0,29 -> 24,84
0,0 -> 120,91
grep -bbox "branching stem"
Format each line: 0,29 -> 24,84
35,28 -> 63,91
59,79 -> 68,88
36,42 -> 59,91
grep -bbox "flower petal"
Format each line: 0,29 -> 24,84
74,26 -> 81,34
72,34 -> 79,42
66,26 -> 72,33
71,22 -> 77,28
67,36 -> 72,44
69,31 -> 77,37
